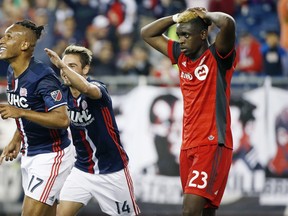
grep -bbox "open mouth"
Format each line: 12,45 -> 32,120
0,47 -> 6,53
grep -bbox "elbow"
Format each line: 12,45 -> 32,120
140,26 -> 149,41
58,115 -> 70,129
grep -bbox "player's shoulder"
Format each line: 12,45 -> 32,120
29,57 -> 55,78
88,78 -> 107,90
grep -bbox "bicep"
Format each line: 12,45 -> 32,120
215,20 -> 236,56
143,35 -> 170,57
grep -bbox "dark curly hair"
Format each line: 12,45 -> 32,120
15,19 -> 44,39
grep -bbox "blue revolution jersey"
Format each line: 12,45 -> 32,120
63,79 -> 129,174
6,57 -> 71,156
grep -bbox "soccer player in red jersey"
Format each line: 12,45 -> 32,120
141,7 -> 236,216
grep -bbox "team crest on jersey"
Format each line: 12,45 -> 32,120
20,87 -> 27,97
50,90 -> 62,101
194,64 -> 209,81
81,100 -> 88,110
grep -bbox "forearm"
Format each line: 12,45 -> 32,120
20,107 -> 69,129
205,12 -> 235,29
12,129 -> 22,144
62,65 -> 90,93
141,16 -> 175,39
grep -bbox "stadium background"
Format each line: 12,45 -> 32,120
1,0 -> 288,215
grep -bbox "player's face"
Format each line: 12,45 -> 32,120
0,25 -> 25,61
62,54 -> 84,86
176,22 -> 205,58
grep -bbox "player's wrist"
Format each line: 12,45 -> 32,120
172,13 -> 179,23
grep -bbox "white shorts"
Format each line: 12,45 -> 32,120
60,167 -> 140,215
21,144 -> 74,206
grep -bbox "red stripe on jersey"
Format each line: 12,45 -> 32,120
101,107 -> 128,166
40,150 -> 64,203
80,130 -> 95,174
50,129 -> 62,152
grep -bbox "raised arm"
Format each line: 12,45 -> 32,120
195,9 -> 236,56
140,15 -> 175,57
45,48 -> 102,100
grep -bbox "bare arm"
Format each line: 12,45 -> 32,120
204,11 -> 236,56
45,48 -> 102,100
0,129 -> 21,164
140,16 -> 175,57
0,104 -> 69,129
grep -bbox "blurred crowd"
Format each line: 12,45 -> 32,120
0,0 -> 286,78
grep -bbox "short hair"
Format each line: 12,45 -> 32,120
62,45 -> 93,68
189,17 -> 209,31
15,19 -> 44,39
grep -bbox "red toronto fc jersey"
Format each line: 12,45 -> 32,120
167,40 -> 236,150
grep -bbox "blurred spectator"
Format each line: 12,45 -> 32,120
209,0 -> 235,16
236,31 -> 263,76
31,8 -> 56,65
115,33 -> 134,74
277,0 -> 288,76
261,31 -> 287,76
63,0 -> 99,43
105,0 -> 137,35
0,0 -> 29,35
85,15 -> 117,55
91,40 -> 118,76
54,1 -> 74,36
151,55 -> 178,81
117,41 -> 153,76
52,16 -> 79,74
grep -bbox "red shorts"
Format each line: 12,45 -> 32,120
180,144 -> 232,208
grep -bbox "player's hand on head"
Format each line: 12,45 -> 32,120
176,9 -> 198,23
191,7 -> 212,26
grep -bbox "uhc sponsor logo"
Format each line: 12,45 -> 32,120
7,93 -> 29,108
50,90 -> 62,102
69,109 -> 93,125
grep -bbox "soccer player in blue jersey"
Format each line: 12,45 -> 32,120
0,20 -> 74,216
45,45 -> 140,216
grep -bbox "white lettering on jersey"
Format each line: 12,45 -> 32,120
7,93 -> 29,108
194,65 -> 209,81
69,109 -> 94,126
181,71 -> 193,80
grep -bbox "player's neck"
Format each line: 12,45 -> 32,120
70,87 -> 81,98
10,57 -> 30,78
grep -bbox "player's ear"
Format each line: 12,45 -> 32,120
201,29 -> 208,40
21,41 -> 30,51
83,65 -> 90,75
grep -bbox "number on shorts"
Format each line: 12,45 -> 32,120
115,201 -> 131,214
27,175 -> 44,193
188,170 -> 208,189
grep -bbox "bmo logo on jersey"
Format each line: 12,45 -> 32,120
194,64 -> 209,81
7,92 -> 29,108
181,71 -> 193,80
